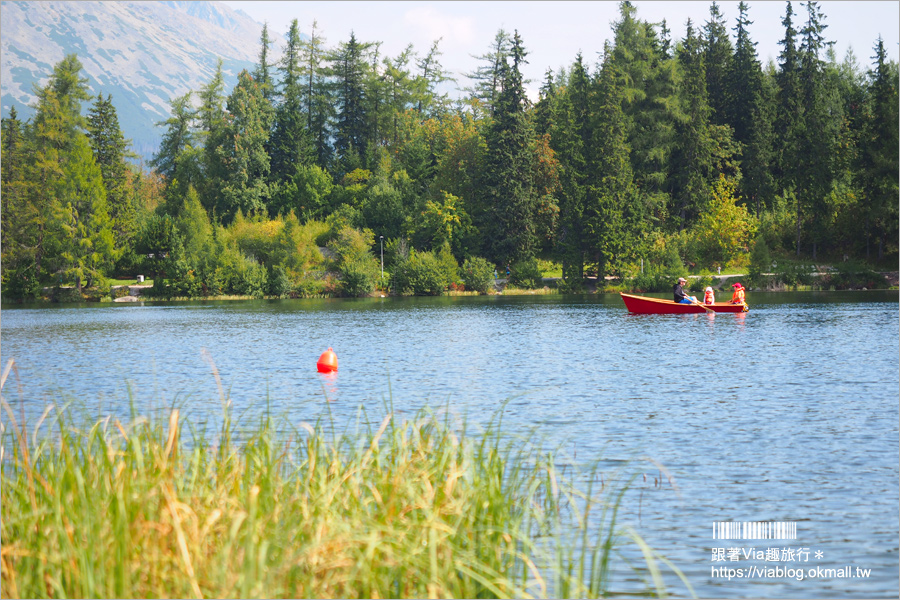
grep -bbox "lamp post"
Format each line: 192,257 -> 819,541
379,235 -> 384,281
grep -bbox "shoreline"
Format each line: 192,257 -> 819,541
5,271 -> 897,305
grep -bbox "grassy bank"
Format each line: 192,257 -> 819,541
1,389 -> 689,598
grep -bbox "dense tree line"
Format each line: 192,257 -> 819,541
3,1 -> 897,300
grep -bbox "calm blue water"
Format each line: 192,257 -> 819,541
2,291 -> 898,598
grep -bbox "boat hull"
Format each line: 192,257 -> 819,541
620,293 -> 748,314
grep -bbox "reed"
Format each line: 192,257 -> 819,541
1,385 -> 690,598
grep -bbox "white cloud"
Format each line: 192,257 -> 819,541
402,7 -> 476,49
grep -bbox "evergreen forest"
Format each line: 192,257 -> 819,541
2,1 -> 897,301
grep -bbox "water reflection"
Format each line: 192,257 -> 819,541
317,371 -> 339,402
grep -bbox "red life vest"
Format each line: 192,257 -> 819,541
704,290 -> 715,304
731,289 -> 745,304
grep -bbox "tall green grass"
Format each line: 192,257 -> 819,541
1,361 -> 691,599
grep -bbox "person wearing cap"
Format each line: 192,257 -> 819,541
673,277 -> 698,304
730,282 -> 746,304
704,286 -> 715,305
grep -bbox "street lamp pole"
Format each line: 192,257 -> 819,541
380,235 -> 384,281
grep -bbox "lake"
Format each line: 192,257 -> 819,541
2,291 -> 898,598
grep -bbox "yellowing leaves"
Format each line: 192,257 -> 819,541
692,175 -> 758,268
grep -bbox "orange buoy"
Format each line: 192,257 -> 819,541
316,348 -> 338,373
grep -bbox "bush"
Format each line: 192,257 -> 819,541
436,242 -> 460,288
339,254 -> 379,297
826,261 -> 888,290
52,287 -> 86,303
508,258 -> 542,289
556,277 -> 586,294
392,249 -> 448,296
687,273 -> 715,293
293,277 -> 328,298
268,265 -> 293,297
460,257 -> 495,293
241,263 -> 269,298
627,270 -> 672,293
317,205 -> 365,246
774,261 -> 814,289
111,284 -> 133,299
748,234 -> 772,286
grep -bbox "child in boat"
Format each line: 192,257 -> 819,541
704,286 -> 715,305
730,282 -> 746,304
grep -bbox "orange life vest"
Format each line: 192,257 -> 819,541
731,288 -> 745,304
704,290 -> 715,304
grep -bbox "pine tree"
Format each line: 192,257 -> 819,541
365,42 -> 387,157
659,19 -> 673,59
702,1 -> 734,126
270,19 -> 315,186
332,32 -> 372,174
774,1 -> 803,197
586,48 -> 637,279
533,69 -> 556,138
253,23 -> 276,101
479,31 -> 537,265
383,45 -> 416,146
57,133 -> 115,291
671,20 -> 716,230
197,60 -> 227,212
150,92 -> 198,197
727,2 -> 761,145
1,106 -> 40,297
214,70 -> 275,221
87,93 -> 135,247
300,21 -> 333,170
415,39 -> 454,118
197,60 -> 226,142
728,1 -> 774,217
610,2 -> 679,224
463,29 -> 511,119
860,37 -> 899,259
551,55 -> 590,282
742,68 -> 776,218
25,55 -> 115,292
795,0 -> 834,258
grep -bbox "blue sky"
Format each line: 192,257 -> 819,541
222,1 -> 900,99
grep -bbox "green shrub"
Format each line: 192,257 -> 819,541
317,204 -> 365,246
460,256 -> 495,293
827,261 -> 889,290
627,271 -> 672,293
267,265 -> 293,297
774,261 -> 814,288
339,254 -> 379,297
687,273 -> 715,293
392,249 -> 447,295
52,287 -> 87,303
556,277 -> 586,294
436,242 -> 460,288
111,285 -> 133,299
748,234 -> 772,286
508,258 -> 542,289
232,262 -> 268,298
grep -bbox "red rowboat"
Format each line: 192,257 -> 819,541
620,292 -> 749,314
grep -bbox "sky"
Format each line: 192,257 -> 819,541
222,1 -> 900,100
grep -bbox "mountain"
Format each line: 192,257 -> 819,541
1,0 -> 278,160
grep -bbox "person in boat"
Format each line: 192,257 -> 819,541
704,286 -> 715,305
673,277 -> 698,304
730,282 -> 746,304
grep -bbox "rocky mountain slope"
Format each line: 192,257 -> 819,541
1,0 -> 278,159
